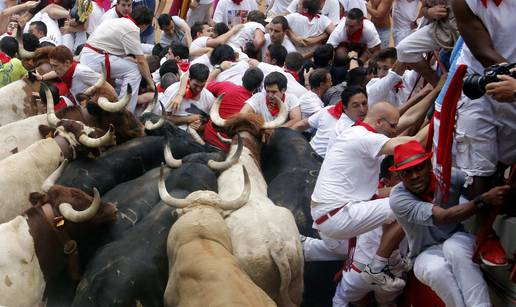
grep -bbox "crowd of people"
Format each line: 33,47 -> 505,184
0,0 -> 515,305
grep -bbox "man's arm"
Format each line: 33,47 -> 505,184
282,106 -> 302,127
452,0 -> 506,67
189,47 -> 212,58
291,118 -> 310,131
206,24 -> 244,48
485,75 -> 516,102
253,28 -> 266,49
167,72 -> 189,111
367,0 -> 393,19
240,103 -> 255,114
432,185 -> 511,224
366,44 -> 381,59
367,61 -> 405,107
167,114 -> 201,125
135,55 -> 156,91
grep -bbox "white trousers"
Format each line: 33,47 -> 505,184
79,48 -> 141,112
333,267 -> 399,307
303,233 -> 348,261
316,198 -> 396,240
396,24 -> 436,63
413,232 -> 491,307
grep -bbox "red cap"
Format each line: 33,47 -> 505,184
389,140 -> 432,172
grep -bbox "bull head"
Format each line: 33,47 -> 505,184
158,163 -> 251,211
96,84 -> 131,112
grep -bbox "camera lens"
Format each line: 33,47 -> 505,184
463,74 -> 486,100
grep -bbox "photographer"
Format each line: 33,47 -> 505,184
485,74 -> 516,103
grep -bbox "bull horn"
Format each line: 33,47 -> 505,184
187,125 -> 205,145
208,134 -> 242,171
164,142 -> 182,168
159,163 -> 191,208
16,25 -> 35,59
209,94 -> 226,127
59,188 -> 101,223
97,84 -> 132,112
145,102 -> 165,130
41,159 -> 68,192
78,124 -> 114,148
217,166 -> 251,211
262,99 -> 288,129
44,83 -> 60,127
143,85 -> 159,114
83,63 -> 106,96
217,132 -> 232,144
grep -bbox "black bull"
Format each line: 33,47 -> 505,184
262,128 -> 343,307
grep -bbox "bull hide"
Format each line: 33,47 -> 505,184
218,145 -> 304,307
72,162 -> 219,307
0,114 -> 47,161
0,138 -> 63,223
262,128 -> 343,307
0,78 -> 43,126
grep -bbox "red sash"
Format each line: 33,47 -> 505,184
481,0 -> 502,7
353,118 -> 377,133
0,51 -> 11,64
284,68 -> 300,82
266,94 -> 285,117
327,101 -> 343,119
61,61 -> 78,90
300,12 -> 320,21
84,44 -> 112,84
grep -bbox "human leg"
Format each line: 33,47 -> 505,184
413,245 -> 466,307
333,268 -> 374,307
303,232 -> 348,261
108,55 -> 141,113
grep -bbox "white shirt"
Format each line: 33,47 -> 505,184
227,22 -> 266,52
287,0 -> 341,24
326,112 -> 355,152
87,2 -> 104,34
86,18 -> 143,56
261,33 -> 297,62
257,62 -> 308,97
159,82 -> 215,129
328,17 -> 381,48
70,63 -> 102,101
339,0 -> 367,15
245,92 -> 299,122
458,0 -> 516,74
392,0 -> 420,30
214,61 -> 250,85
267,0 -> 291,17
99,7 -> 121,24
308,106 -> 340,157
191,53 -> 213,70
311,125 -> 389,218
24,11 -> 62,45
213,0 -> 258,26
366,69 -> 419,107
299,90 -> 324,119
285,13 -> 332,54
190,36 -> 210,60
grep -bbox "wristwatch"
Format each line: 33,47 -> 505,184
473,195 -> 491,210
214,64 -> 224,72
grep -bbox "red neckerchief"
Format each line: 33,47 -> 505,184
0,51 -> 11,64
184,80 -> 200,100
124,15 -> 139,26
393,80 -> 404,92
300,12 -> 320,21
156,83 -> 164,93
6,32 -> 12,36
232,0 -> 243,4
61,61 -> 78,89
115,6 -> 124,17
266,94 -> 285,117
55,98 -> 68,111
283,68 -> 300,81
481,0 -> 502,7
353,118 -> 377,133
347,26 -> 363,43
414,173 -> 436,203
327,101 -> 343,119
177,59 -> 190,72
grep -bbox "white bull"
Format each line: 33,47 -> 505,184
209,98 -> 304,307
159,165 -> 277,307
0,78 -> 44,126
0,114 -> 47,160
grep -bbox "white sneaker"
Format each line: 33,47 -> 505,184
360,264 -> 406,292
389,257 -> 413,278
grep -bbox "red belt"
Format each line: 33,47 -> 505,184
315,205 -> 345,225
84,43 -> 112,84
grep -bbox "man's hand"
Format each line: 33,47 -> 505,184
426,5 -> 448,20
24,1 -> 40,10
220,60 -> 234,71
482,185 -> 512,206
230,23 -> 244,32
248,59 -> 260,68
189,119 -> 202,130
348,50 -> 358,59
303,67 -> 313,83
485,75 -> 516,102
168,93 -> 184,112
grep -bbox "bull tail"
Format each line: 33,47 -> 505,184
270,241 -> 297,307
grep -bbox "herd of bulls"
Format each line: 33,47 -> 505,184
0,77 -> 343,306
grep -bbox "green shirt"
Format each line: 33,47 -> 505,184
0,58 -> 28,88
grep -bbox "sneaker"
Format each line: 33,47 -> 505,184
389,257 -> 413,278
479,236 -> 508,267
360,264 -> 406,292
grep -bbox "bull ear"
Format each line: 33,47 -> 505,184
86,102 -> 104,116
29,192 -> 46,206
38,125 -> 55,138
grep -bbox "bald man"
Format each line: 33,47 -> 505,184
311,102 -> 428,291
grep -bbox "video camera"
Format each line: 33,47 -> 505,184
463,63 -> 516,99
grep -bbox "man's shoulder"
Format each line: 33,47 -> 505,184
389,182 -> 415,210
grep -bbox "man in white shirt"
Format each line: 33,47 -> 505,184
311,102 -> 427,291
189,22 -> 243,59
285,0 -> 335,57
99,0 -> 132,24
392,0 -> 420,46
263,43 -> 288,68
293,85 -> 368,159
226,10 -> 266,54
327,8 -> 381,61
241,71 -> 302,128
287,0 -> 341,24
212,0 -> 258,26
298,68 -> 332,118
163,63 -> 215,132
261,16 -> 297,62
80,7 -> 155,112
